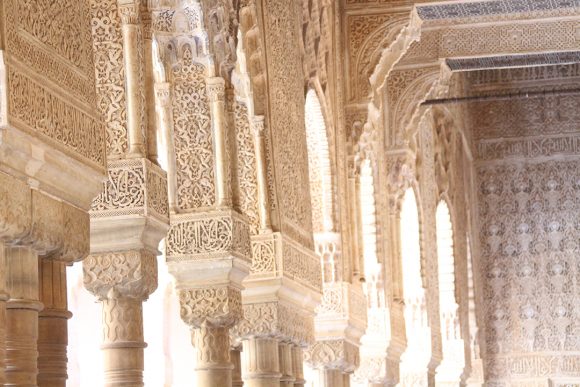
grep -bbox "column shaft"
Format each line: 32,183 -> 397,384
279,343 -> 294,387
242,337 -> 281,387
251,116 -> 271,232
102,297 -> 145,387
232,348 -> 244,387
120,4 -> 145,158
207,78 -> 231,207
291,346 -> 305,387
6,246 -> 42,387
319,369 -> 344,387
38,260 -> 71,387
193,325 -> 233,387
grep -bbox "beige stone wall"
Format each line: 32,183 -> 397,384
473,95 -> 580,387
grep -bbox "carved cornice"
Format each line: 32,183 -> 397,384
180,285 -> 243,328
83,249 -> 157,301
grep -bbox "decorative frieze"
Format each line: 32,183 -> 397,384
166,210 -> 251,262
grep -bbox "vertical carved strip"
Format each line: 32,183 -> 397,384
38,260 -> 71,387
5,246 -> 42,386
0,242 -> 7,385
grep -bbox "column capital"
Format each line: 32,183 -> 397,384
206,77 -> 226,102
83,249 -> 157,301
305,339 -> 359,373
251,115 -> 266,136
117,0 -> 141,25
180,285 -> 243,329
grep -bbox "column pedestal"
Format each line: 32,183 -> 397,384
242,338 -> 281,387
193,325 -> 233,387
5,246 -> 41,387
38,260 -> 71,387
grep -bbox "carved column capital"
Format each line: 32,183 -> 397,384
179,285 -> 243,329
305,339 -> 359,373
117,0 -> 141,25
83,249 -> 158,301
251,115 -> 266,136
206,77 -> 226,102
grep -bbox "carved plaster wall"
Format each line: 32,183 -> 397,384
472,89 -> 580,386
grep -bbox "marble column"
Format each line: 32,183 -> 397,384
232,347 -> 244,387
279,342 -> 295,387
37,260 -> 71,387
118,0 -> 146,158
84,250 -> 158,387
207,77 -> 231,207
319,369 -> 344,387
292,346 -> 305,387
5,246 -> 42,386
242,337 -> 281,387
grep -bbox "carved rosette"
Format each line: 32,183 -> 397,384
166,210 -> 251,262
83,250 -> 158,301
304,340 -> 360,373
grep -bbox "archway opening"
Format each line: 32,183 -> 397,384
435,201 -> 465,385
399,188 -> 431,386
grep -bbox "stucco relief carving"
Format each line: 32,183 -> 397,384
83,250 -> 158,301
170,50 -> 216,211
234,302 -> 315,346
166,211 -> 251,261
91,159 -> 168,220
180,286 -> 243,328
305,340 -> 360,372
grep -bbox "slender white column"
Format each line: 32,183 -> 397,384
118,0 -> 146,158
207,77 -> 231,207
251,116 -> 271,232
232,347 -> 244,387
